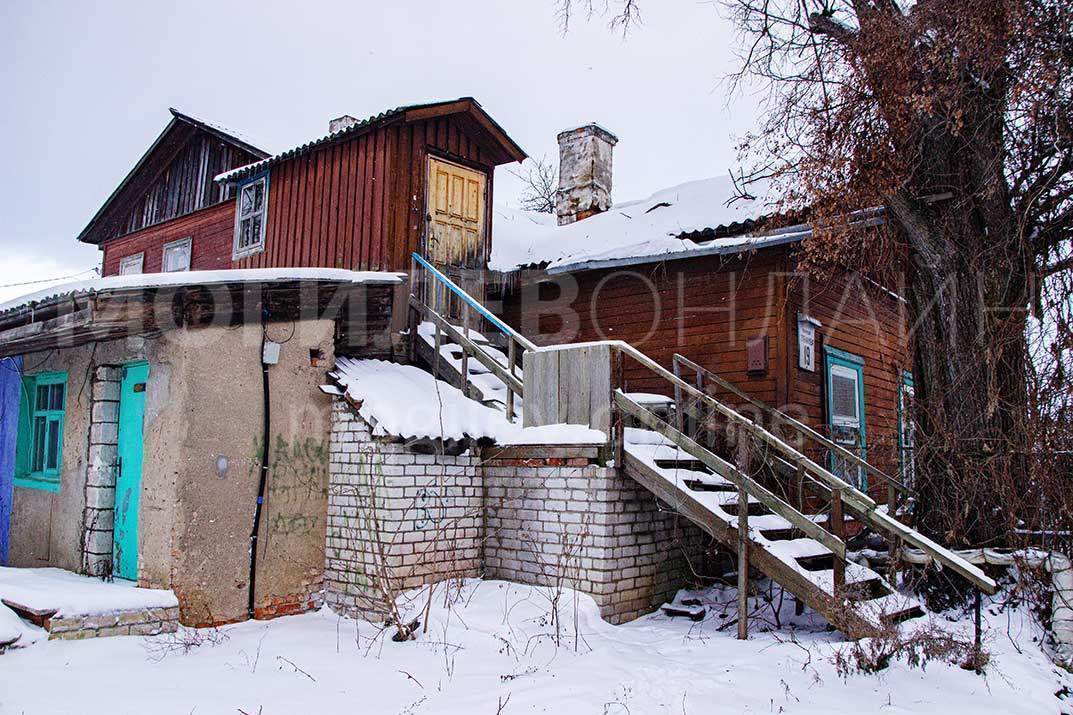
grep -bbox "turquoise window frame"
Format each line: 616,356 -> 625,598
823,346 -> 867,489
14,371 -> 68,493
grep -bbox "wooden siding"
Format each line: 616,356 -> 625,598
507,250 -> 790,408
499,245 -> 909,500
94,125 -> 260,245
788,268 -> 909,490
101,201 -> 236,276
235,114 -> 495,273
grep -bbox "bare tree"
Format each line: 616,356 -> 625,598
511,157 -> 559,214
558,1 -> 1073,576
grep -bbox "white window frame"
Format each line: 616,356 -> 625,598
232,173 -> 269,260
829,364 -> 861,427
162,237 -> 192,272
118,253 -> 144,275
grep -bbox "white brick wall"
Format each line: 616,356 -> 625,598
325,398 -> 711,625
324,402 -> 482,620
482,458 -> 708,624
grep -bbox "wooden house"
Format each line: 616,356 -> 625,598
0,101 -> 960,640
85,99 -> 526,297
488,125 -> 915,502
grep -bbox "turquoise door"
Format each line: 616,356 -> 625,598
113,361 -> 148,581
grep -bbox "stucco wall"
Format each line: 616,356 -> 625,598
8,318 -> 336,626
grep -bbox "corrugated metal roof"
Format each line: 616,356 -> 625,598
215,96 -> 526,184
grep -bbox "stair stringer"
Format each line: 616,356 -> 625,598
623,451 -> 885,639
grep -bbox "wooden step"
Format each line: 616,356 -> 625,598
622,448 -> 895,639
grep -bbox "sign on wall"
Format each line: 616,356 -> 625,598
797,314 -> 820,372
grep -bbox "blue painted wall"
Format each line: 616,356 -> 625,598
0,356 -> 22,565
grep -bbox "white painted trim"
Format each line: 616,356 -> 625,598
162,237 -> 192,272
118,253 -> 144,275
232,175 -> 269,260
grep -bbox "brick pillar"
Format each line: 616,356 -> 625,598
82,366 -> 120,576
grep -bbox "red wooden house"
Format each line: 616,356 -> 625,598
83,99 -> 526,287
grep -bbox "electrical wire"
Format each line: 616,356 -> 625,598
0,267 -> 99,290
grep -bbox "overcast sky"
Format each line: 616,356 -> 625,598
0,0 -> 761,300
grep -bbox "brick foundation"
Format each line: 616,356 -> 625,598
324,399 -> 712,624
45,606 -> 180,640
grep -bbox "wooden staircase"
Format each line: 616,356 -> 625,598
622,427 -> 922,637
404,251 -> 998,639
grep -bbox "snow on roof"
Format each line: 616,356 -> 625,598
330,358 -> 605,444
489,175 -> 791,273
0,267 -> 404,316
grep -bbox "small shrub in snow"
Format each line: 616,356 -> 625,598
143,625 -> 229,660
831,622 -> 984,677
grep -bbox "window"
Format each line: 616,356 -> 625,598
15,371 -> 68,492
162,237 -> 192,272
119,253 -> 144,275
898,372 -> 917,488
233,173 -> 269,258
824,346 -> 866,489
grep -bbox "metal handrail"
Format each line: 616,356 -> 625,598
672,353 -> 910,497
411,253 -> 537,352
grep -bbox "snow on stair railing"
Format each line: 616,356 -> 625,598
673,353 -> 911,511
409,253 -> 535,422
594,338 -> 998,595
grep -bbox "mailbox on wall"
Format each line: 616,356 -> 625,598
746,335 -> 768,375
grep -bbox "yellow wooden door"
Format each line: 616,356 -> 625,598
426,158 -> 487,315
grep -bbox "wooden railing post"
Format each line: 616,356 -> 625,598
795,463 -> 806,513
737,483 -> 749,640
460,309 -> 471,398
830,488 -> 846,597
433,322 -> 442,375
506,339 -> 517,423
613,349 -> 625,466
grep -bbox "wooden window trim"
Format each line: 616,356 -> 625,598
823,345 -> 867,489
119,252 -> 144,275
232,172 -> 269,260
15,371 -> 68,493
162,236 -> 193,272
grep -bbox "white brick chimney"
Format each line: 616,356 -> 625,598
555,124 -> 618,226
329,115 -> 360,134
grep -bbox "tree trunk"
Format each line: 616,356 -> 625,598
891,195 -> 1030,555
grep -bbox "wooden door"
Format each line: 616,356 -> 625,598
425,157 -> 487,316
113,361 -> 148,581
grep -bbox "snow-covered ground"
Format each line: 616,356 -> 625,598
1,579 -> 1068,714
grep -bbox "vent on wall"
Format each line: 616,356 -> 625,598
746,335 -> 768,375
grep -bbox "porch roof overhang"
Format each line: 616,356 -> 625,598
0,268 -> 403,358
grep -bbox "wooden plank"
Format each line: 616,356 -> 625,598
410,296 -> 522,395
621,451 -> 879,639
675,353 -> 908,495
615,390 -> 846,557
588,342 -> 612,434
738,482 -> 749,640
522,348 -> 559,427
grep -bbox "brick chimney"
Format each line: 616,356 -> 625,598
329,115 -> 360,134
555,124 -> 618,225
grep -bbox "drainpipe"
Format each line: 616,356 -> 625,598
247,307 -> 272,619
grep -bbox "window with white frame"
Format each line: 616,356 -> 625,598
233,174 -> 268,258
118,253 -> 144,275
899,372 -> 917,488
162,237 -> 192,272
